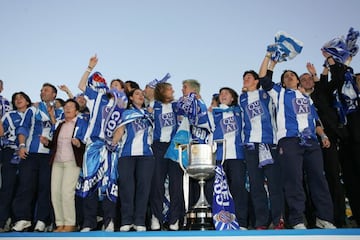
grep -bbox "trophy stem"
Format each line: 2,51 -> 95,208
186,178 -> 214,230
194,179 -> 209,208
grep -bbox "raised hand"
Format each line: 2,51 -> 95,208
88,54 -> 98,69
306,62 -> 317,76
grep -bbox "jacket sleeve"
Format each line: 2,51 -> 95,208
260,70 -> 275,91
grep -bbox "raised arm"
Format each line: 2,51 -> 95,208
259,52 -> 272,78
78,55 -> 98,92
306,62 -> 320,82
322,50 -> 347,92
58,84 -> 74,99
314,66 -> 330,94
259,52 -> 277,91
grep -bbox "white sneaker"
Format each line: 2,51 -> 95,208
119,224 -> 133,232
293,223 -> 307,229
12,220 -> 31,232
239,226 -> 248,230
151,215 -> 160,230
34,220 -> 46,232
80,227 -> 92,232
316,218 -> 336,229
169,220 -> 179,231
134,225 -> 146,232
105,220 -> 114,232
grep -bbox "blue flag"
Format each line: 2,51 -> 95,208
164,117 -> 190,167
212,165 -> 239,230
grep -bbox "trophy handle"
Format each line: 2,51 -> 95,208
213,139 -> 226,165
178,144 -> 188,172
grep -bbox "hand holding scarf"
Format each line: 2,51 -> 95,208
87,71 -> 109,93
267,31 -> 303,62
322,27 -> 359,64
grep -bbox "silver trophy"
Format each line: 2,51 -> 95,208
178,140 -> 225,230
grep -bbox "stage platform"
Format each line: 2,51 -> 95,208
1,229 -> 360,240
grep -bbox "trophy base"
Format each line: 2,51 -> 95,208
185,207 -> 214,230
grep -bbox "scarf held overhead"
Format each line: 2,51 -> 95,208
267,31 -> 303,62
322,27 -> 359,64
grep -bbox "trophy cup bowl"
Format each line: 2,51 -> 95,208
179,140 -> 224,230
186,144 -> 215,182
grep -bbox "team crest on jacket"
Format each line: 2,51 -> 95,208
262,92 -> 268,99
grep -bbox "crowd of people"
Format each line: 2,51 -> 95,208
0,37 -> 359,233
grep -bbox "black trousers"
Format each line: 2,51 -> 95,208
339,111 -> 360,226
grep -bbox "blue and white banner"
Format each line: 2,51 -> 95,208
212,165 -> 239,230
76,140 -> 119,202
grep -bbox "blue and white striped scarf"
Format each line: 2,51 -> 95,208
267,31 -> 303,62
176,92 -> 198,125
120,107 -> 153,129
322,27 -> 359,64
333,68 -> 359,124
212,165 -> 239,230
346,27 -> 359,57
258,143 -> 274,168
297,127 -> 313,147
103,89 -> 128,151
0,95 -> 11,118
322,37 -> 351,64
147,72 -> 171,88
